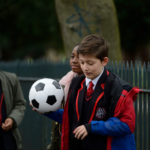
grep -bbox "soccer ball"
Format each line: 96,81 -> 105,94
29,78 -> 64,113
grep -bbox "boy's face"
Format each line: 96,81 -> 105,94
79,54 -> 108,80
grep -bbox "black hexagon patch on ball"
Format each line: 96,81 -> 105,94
46,95 -> 57,105
52,81 -> 61,89
35,82 -> 45,91
32,99 -> 39,108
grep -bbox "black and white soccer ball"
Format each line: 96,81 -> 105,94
29,78 -> 64,113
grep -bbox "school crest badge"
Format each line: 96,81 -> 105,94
95,107 -> 106,119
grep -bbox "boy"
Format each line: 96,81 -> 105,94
45,34 -> 139,150
61,34 -> 139,150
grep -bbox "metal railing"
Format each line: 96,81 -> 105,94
0,60 -> 149,150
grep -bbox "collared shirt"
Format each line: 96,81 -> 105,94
86,68 -> 104,90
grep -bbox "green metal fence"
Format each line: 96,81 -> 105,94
0,60 -> 149,150
107,61 -> 150,150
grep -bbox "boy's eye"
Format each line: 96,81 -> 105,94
87,62 -> 94,65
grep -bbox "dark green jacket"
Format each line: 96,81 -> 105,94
0,71 -> 26,150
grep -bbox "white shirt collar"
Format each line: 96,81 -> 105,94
86,68 -> 104,90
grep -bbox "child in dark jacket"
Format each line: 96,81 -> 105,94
46,34 -> 140,150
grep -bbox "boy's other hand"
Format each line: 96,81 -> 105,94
73,125 -> 88,140
29,103 -> 43,114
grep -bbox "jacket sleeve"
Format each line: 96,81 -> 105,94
44,109 -> 64,124
90,117 -> 131,136
8,75 -> 26,128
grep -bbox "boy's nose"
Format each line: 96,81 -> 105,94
84,66 -> 88,71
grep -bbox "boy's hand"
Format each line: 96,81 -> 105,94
29,103 -> 43,114
1,118 -> 13,131
73,125 -> 88,140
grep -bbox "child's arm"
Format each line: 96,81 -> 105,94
44,109 -> 64,124
90,117 -> 131,136
73,116 -> 131,140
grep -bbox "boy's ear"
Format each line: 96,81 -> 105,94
102,57 -> 109,66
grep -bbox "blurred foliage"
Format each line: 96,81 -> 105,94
0,0 -> 63,60
114,0 -> 150,54
0,0 -> 150,60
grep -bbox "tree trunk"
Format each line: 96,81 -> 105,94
55,0 -> 122,61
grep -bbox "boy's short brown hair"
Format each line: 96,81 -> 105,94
78,34 -> 109,61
